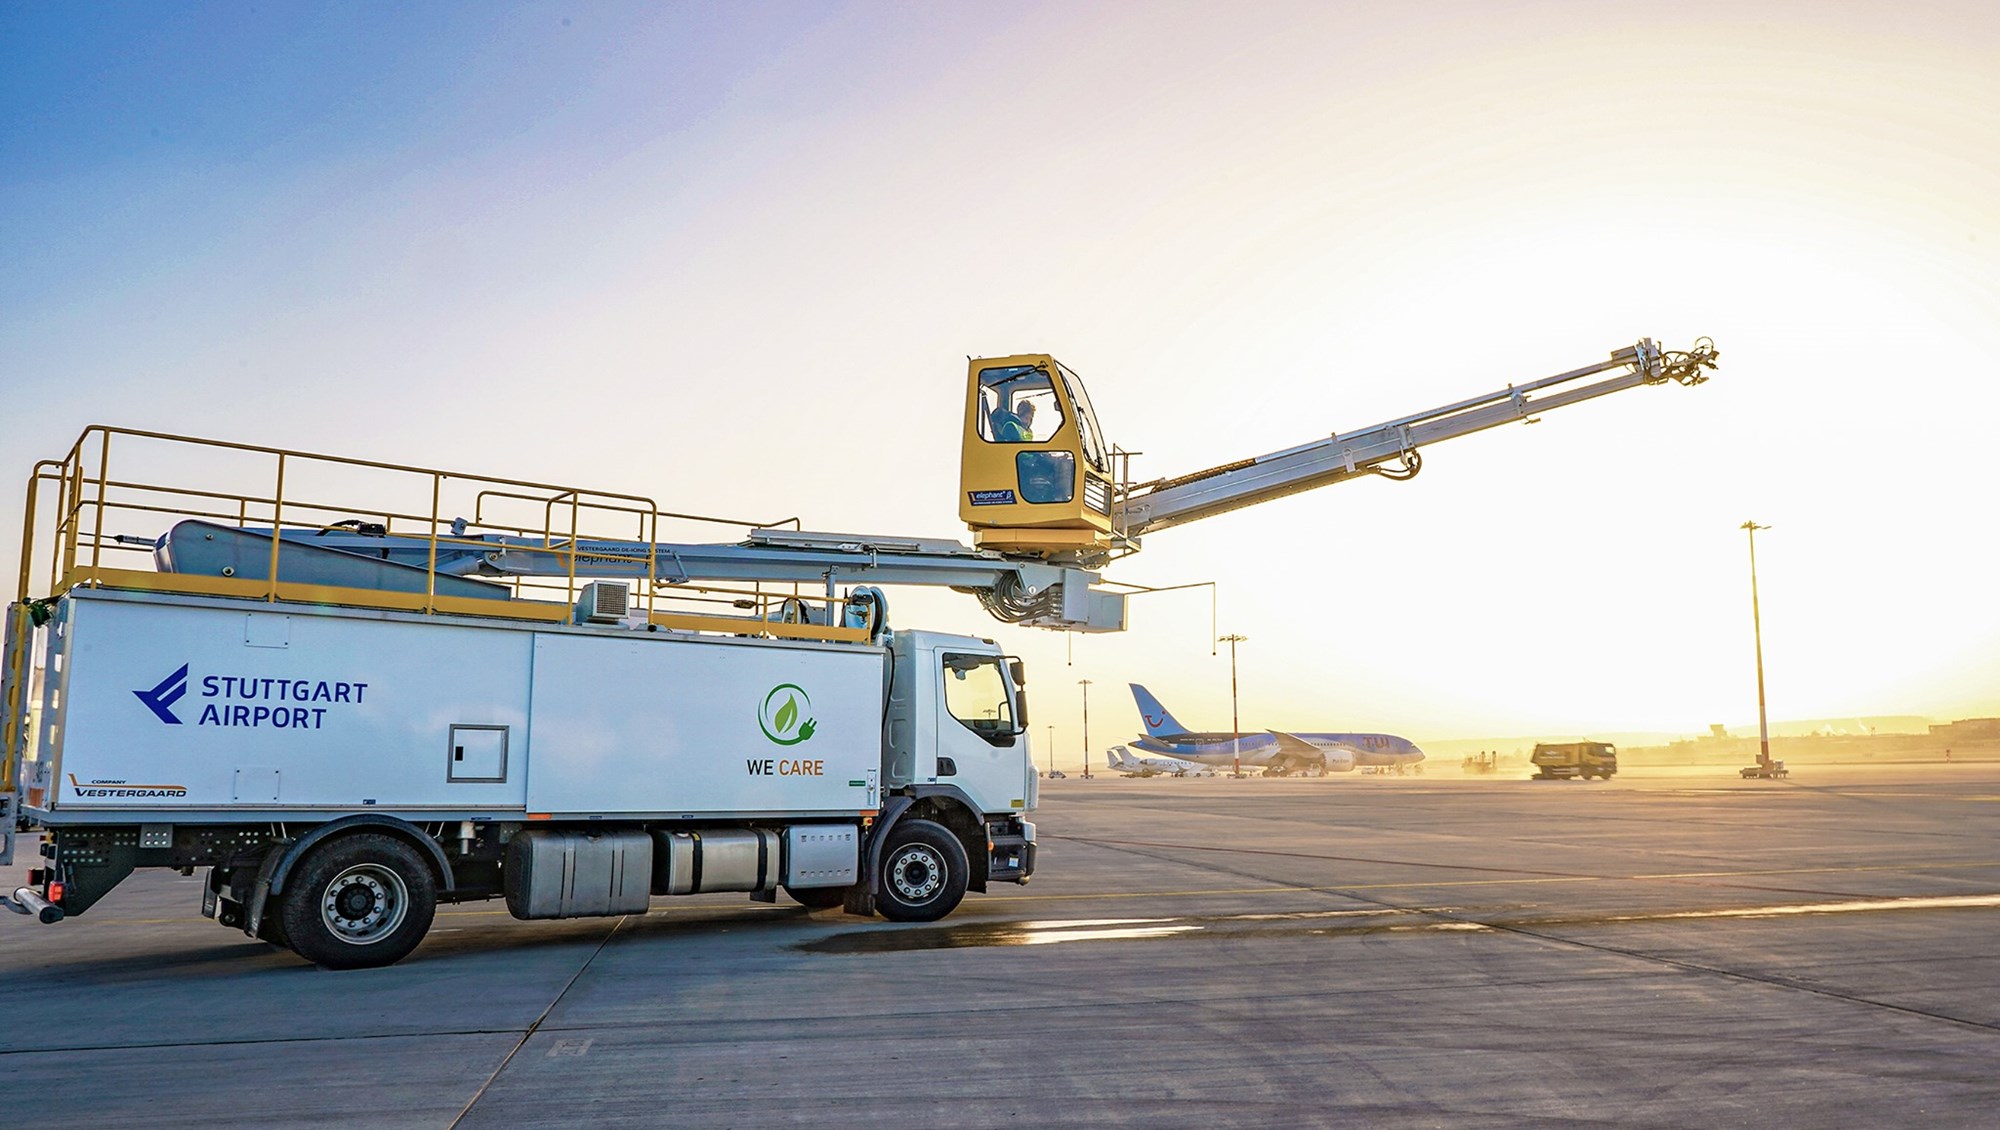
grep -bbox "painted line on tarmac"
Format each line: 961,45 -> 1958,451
1630,860 -> 2000,879
980,876 -> 1602,903
1798,791 -> 2000,801
841,895 -> 2000,957
1486,909 -> 2000,1036
976,858 -> 2000,904
808,894 -> 2000,953
1604,892 -> 2000,920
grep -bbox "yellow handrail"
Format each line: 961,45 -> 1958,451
1,606 -> 30,791
12,425 -> 858,643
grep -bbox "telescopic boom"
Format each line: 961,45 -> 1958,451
1117,338 -> 1718,537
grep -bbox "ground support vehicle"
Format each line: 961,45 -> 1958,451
2,433 -> 1036,968
1531,741 -> 1619,780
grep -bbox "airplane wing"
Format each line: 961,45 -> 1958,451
1264,731 -> 1331,775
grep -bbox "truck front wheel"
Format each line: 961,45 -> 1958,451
875,819 -> 968,923
279,833 -> 438,969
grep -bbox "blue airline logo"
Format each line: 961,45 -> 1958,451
134,664 -> 190,725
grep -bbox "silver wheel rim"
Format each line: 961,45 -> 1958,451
888,844 -> 945,904
321,863 -> 409,945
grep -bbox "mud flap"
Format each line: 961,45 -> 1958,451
844,794 -> 916,917
244,844 -> 287,939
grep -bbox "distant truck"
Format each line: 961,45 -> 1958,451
1530,741 -> 1618,781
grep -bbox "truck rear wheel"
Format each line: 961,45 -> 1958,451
278,833 -> 437,969
875,818 -> 967,923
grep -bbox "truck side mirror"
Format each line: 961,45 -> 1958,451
1007,657 -> 1026,686
1014,688 -> 1029,731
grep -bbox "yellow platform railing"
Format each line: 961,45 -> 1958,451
1,426 -> 871,786
19,424 -> 867,626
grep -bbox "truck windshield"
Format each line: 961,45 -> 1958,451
941,653 -> 1015,743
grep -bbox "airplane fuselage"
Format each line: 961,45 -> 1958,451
1126,684 -> 1424,775
1133,732 -> 1424,769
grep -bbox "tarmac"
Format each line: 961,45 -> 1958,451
3,761 -> 1997,1128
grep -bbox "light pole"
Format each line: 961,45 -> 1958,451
1219,633 -> 1247,778
1078,678 -> 1092,778
1742,521 -> 1772,771
1045,724 -> 1054,777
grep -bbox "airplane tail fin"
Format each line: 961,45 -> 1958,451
1129,684 -> 1190,737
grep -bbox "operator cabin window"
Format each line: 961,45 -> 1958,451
1055,360 -> 1110,475
977,366 -> 1066,444
941,653 -> 1016,746
977,365 -> 1075,504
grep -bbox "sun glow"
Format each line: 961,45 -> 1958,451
2,2 -> 1994,750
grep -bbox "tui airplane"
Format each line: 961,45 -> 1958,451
1127,684 -> 1424,776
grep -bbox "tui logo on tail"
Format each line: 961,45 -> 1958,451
1128,684 -> 1189,737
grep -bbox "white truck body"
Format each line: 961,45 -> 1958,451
8,585 -> 1037,966
37,590 -> 892,818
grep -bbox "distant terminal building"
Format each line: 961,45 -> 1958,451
1930,718 -> 2000,742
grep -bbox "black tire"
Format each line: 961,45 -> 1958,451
875,818 -> 968,923
278,833 -> 437,969
784,885 -> 848,910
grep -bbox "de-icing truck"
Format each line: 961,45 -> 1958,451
1,430 -> 1041,968
3,339 -> 1715,966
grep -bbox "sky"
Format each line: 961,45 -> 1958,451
3,1 -> 1996,758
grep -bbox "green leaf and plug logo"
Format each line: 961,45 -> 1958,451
758,684 -> 817,746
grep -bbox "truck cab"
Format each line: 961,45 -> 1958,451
1531,741 -> 1618,781
885,629 -> 1037,817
